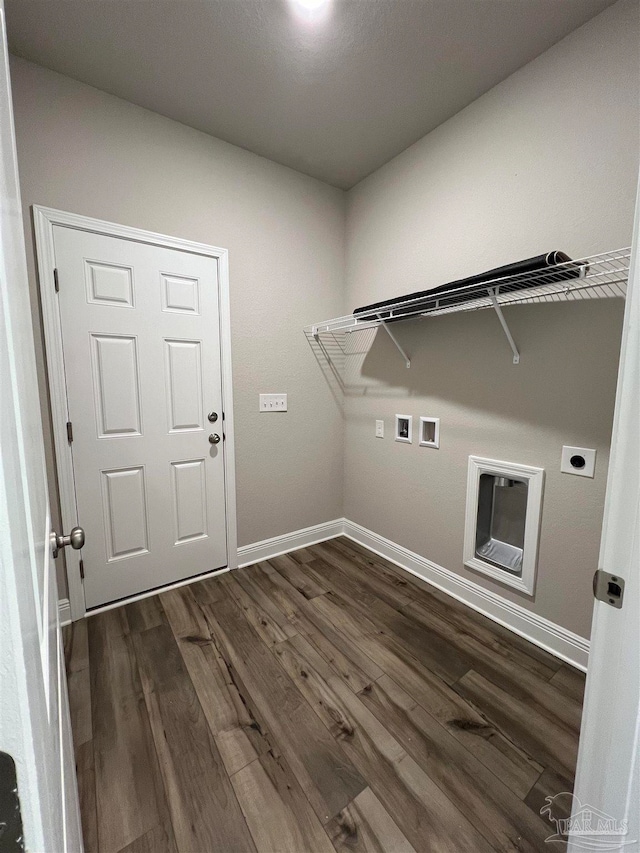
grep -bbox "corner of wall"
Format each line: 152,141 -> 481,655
338,0 -> 637,640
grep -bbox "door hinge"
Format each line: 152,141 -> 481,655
593,569 -> 625,609
54,268 -> 60,292
79,558 -> 85,580
66,421 -> 73,443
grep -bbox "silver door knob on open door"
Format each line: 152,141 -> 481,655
50,526 -> 85,559
208,433 -> 221,445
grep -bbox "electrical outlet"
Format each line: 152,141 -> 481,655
375,420 -> 384,438
561,446 -> 596,478
259,393 -> 287,412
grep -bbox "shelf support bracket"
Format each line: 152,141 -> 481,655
377,315 -> 411,368
488,289 -> 520,364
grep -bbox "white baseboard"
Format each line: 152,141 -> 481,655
57,520 -> 343,625
58,598 -> 71,627
237,518 -> 344,568
58,515 -> 589,671
342,519 -> 590,672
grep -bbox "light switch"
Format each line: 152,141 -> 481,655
375,420 -> 384,438
259,394 -> 287,412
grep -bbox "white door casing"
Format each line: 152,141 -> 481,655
34,208 -> 237,618
0,6 -> 81,849
32,206 -> 237,620
568,179 -> 640,851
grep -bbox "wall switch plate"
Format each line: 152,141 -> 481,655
561,446 -> 596,478
375,420 -> 384,438
259,393 -> 287,412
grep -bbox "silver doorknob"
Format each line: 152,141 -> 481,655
208,433 -> 221,445
50,526 -> 85,559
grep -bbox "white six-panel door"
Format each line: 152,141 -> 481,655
53,226 -> 228,608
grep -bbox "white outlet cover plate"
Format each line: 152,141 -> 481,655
561,445 -> 596,478
375,419 -> 384,438
259,393 -> 287,412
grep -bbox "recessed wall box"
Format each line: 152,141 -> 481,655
395,414 -> 412,443
419,417 -> 440,448
464,456 -> 544,596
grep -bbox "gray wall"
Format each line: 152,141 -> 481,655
343,0 -> 638,639
9,57 -> 347,596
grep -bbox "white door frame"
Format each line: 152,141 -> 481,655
33,206 -> 238,621
568,180 -> 640,850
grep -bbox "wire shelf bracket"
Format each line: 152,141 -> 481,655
488,288 -> 520,364
377,315 -> 411,368
306,248 -> 629,369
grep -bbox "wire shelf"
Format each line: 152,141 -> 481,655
305,249 -> 630,367
306,248 -> 630,336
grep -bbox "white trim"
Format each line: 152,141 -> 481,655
395,414 -> 412,443
463,456 -> 544,596
419,416 -> 440,449
237,519 -> 344,567
33,209 -> 84,621
85,565 -> 231,618
343,519 -> 589,671
33,207 -> 229,257
56,520 -> 343,618
569,177 -> 640,848
33,206 -> 237,621
57,515 -> 589,669
58,599 -> 71,628
217,248 -> 238,571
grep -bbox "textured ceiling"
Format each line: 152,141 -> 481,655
6,0 -> 616,188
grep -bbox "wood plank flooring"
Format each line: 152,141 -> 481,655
63,537 -> 585,853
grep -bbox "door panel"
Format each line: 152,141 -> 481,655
161,272 -> 200,314
164,338 -> 204,431
91,333 -> 143,437
54,227 -> 228,608
86,260 -> 134,307
171,458 -> 208,544
102,466 -> 150,561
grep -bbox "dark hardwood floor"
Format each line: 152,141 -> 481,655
63,536 -> 585,853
